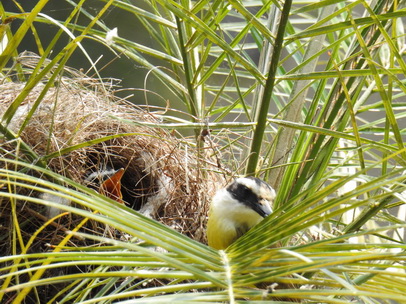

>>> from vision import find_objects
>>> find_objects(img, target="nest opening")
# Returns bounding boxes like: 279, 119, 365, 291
80, 142, 159, 211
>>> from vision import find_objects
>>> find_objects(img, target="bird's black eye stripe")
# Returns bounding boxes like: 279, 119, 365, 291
227, 181, 259, 208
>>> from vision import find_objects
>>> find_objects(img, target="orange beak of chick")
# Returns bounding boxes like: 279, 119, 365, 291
99, 168, 125, 204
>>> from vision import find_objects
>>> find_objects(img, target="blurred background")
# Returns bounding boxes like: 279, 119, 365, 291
2, 0, 179, 109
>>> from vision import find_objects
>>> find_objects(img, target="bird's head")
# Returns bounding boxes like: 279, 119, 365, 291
225, 176, 275, 218
207, 176, 276, 249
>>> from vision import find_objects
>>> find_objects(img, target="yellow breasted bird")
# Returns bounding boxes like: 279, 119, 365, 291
207, 176, 275, 250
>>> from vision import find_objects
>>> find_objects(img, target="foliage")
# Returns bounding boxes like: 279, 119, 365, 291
1, 0, 406, 303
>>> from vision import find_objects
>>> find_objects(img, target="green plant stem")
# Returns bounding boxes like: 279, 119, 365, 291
0, 0, 49, 70
245, 0, 293, 176
175, 16, 198, 120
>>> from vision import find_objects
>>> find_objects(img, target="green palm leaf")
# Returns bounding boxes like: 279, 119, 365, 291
1, 0, 406, 302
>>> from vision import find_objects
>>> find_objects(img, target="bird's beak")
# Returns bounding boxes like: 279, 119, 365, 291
254, 200, 273, 218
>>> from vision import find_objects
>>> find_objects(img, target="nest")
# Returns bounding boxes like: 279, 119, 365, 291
0, 60, 223, 257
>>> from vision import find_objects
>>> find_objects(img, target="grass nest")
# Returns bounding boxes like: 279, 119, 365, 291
0, 57, 224, 261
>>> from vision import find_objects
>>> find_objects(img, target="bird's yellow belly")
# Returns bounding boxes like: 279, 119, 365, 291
207, 216, 253, 250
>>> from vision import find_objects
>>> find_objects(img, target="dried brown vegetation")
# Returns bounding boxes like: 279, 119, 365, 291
0, 57, 223, 262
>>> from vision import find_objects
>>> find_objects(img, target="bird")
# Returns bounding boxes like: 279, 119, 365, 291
44, 167, 126, 219
98, 168, 125, 204
85, 167, 125, 204
207, 176, 276, 250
